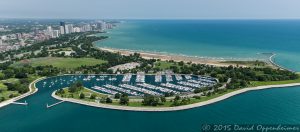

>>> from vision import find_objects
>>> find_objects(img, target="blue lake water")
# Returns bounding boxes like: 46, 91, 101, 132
96, 20, 300, 71
1, 75, 300, 132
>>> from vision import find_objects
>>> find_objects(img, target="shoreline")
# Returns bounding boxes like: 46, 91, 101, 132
52, 82, 300, 112
0, 77, 44, 108
97, 47, 275, 68
98, 47, 245, 67
269, 53, 294, 72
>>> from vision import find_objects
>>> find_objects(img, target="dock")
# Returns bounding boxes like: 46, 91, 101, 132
46, 100, 65, 108
12, 101, 28, 105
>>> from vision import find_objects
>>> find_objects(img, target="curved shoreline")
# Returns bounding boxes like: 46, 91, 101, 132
52, 83, 300, 112
97, 47, 258, 67
269, 53, 294, 72
0, 77, 45, 108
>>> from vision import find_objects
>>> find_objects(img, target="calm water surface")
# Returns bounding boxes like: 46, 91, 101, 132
0, 75, 300, 132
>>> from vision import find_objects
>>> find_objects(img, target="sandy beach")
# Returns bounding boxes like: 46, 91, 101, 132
98, 47, 243, 67
52, 83, 300, 112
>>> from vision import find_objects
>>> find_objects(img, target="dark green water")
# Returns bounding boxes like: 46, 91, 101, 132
0, 75, 300, 132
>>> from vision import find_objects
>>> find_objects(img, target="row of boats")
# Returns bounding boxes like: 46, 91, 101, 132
161, 83, 194, 92
42, 74, 218, 97
137, 83, 179, 94
136, 72, 145, 83
119, 84, 163, 96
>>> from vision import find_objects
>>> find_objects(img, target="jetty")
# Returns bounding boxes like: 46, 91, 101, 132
12, 101, 28, 106
46, 100, 65, 108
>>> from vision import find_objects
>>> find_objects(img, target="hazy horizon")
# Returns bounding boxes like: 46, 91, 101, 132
1, 0, 300, 19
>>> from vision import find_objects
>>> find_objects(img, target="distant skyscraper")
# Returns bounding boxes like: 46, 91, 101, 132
0, 39, 3, 45
73, 27, 81, 33
52, 30, 59, 38
60, 21, 66, 34
60, 26, 65, 34
65, 24, 73, 34
60, 22, 65, 27
81, 24, 91, 32
97, 21, 106, 31
16, 33, 22, 40
47, 26, 53, 37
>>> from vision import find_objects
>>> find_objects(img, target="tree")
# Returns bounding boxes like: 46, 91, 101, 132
69, 81, 83, 93
15, 72, 28, 78
114, 93, 121, 99
119, 94, 129, 105
3, 69, 14, 78
0, 97, 5, 102
90, 93, 97, 99
174, 95, 181, 101
79, 93, 85, 99
106, 98, 112, 103
0, 73, 5, 80
142, 95, 161, 106
160, 96, 166, 103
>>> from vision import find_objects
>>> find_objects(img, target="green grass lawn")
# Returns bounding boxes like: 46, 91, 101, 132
221, 60, 271, 68
57, 87, 108, 102
12, 57, 107, 69
249, 77, 300, 87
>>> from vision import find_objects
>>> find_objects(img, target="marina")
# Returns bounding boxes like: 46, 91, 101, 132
38, 74, 217, 98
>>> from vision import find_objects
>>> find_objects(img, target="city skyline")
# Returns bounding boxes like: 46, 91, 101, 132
1, 0, 300, 19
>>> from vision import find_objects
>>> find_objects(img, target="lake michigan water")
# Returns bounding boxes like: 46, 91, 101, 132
96, 20, 300, 71
1, 20, 300, 132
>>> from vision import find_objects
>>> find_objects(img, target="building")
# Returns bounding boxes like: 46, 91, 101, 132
0, 39, 2, 45
52, 30, 59, 38
73, 27, 81, 33
16, 33, 22, 40
81, 24, 92, 32
60, 26, 65, 34
1, 36, 7, 40
106, 23, 113, 29
65, 24, 73, 34
47, 26, 53, 37
97, 21, 106, 31
60, 22, 66, 34
19, 39, 25, 46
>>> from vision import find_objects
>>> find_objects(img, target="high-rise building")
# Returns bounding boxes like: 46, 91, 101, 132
16, 33, 22, 40
0, 39, 3, 45
73, 27, 81, 33
60, 26, 65, 34
47, 26, 53, 37
60, 22, 66, 34
97, 21, 106, 31
65, 24, 73, 34
81, 24, 91, 32
52, 30, 59, 38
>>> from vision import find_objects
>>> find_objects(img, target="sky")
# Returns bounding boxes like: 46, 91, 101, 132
1, 0, 300, 19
